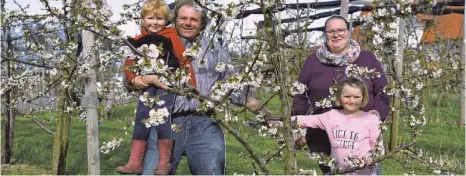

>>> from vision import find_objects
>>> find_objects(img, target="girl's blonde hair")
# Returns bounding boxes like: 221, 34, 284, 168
141, 0, 169, 19
335, 76, 369, 108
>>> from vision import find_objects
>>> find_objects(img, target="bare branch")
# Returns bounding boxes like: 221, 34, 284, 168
1, 54, 57, 69
1, 102, 54, 135
214, 113, 270, 174
334, 142, 414, 174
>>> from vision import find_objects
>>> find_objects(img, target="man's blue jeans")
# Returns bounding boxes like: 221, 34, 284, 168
171, 115, 226, 175
142, 115, 225, 175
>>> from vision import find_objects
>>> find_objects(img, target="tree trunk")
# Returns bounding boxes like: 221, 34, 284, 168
51, 0, 82, 173
461, 8, 465, 125
262, 5, 296, 174
1, 0, 15, 163
2, 66, 14, 165
52, 84, 72, 175
435, 92, 445, 107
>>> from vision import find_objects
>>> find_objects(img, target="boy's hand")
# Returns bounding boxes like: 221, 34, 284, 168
141, 75, 169, 90
132, 76, 149, 89
140, 75, 151, 85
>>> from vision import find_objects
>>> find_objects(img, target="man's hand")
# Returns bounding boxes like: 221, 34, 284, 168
368, 110, 380, 119
132, 76, 149, 89
267, 120, 283, 127
294, 134, 307, 149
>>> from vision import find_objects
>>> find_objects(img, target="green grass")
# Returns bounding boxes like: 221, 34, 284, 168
1, 92, 464, 175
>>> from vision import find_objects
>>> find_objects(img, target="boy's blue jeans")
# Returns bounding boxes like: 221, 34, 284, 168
142, 115, 226, 175
133, 86, 175, 140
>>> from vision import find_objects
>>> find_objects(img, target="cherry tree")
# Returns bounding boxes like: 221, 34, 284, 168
1, 0, 463, 175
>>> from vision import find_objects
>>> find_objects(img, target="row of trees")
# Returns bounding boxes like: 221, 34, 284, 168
1, 0, 464, 174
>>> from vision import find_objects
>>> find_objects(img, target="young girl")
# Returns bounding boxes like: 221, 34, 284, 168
118, 0, 196, 175
292, 76, 382, 175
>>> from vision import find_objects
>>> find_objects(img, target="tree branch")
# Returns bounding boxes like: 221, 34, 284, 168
214, 113, 270, 174
334, 142, 414, 174
1, 102, 54, 135
1, 54, 57, 69
265, 146, 285, 164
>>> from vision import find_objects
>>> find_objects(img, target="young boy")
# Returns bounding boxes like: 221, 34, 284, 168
117, 0, 196, 174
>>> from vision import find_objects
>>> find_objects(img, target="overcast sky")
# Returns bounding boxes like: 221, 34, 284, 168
5, 0, 372, 37
5, 0, 146, 37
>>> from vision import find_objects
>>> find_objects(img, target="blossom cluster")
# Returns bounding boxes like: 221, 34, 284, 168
298, 169, 317, 175
307, 152, 337, 170
100, 138, 123, 154
290, 82, 307, 96
135, 44, 168, 75
183, 42, 201, 60
345, 64, 381, 79
258, 124, 279, 137
143, 108, 170, 128
343, 154, 366, 168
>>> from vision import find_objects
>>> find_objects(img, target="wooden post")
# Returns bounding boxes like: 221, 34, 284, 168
390, 18, 404, 151
461, 1, 465, 126
82, 0, 101, 174
340, 0, 349, 18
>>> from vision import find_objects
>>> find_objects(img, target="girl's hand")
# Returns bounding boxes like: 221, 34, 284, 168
363, 156, 374, 167
132, 76, 149, 89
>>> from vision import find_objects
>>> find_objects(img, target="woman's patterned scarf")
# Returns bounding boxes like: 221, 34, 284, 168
316, 39, 361, 66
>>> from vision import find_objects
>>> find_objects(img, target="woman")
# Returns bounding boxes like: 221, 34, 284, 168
292, 15, 390, 174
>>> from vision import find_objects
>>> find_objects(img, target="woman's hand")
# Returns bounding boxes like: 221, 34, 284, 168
368, 110, 380, 119
131, 76, 149, 90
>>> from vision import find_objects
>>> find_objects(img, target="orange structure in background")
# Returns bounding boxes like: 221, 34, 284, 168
351, 2, 464, 44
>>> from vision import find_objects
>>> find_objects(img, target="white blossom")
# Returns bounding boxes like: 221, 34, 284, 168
431, 69, 442, 78
183, 42, 201, 58
145, 108, 170, 127
215, 62, 227, 72
415, 82, 423, 91
100, 138, 123, 154
290, 82, 306, 96
49, 68, 58, 76
156, 100, 165, 106
344, 154, 366, 168
139, 92, 149, 102
298, 169, 317, 176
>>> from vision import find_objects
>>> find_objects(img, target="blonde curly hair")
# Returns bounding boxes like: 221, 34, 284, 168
141, 0, 169, 20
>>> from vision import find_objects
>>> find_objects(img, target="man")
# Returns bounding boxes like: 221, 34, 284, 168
133, 0, 269, 175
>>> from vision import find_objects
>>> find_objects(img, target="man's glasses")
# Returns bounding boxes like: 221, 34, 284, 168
325, 28, 347, 36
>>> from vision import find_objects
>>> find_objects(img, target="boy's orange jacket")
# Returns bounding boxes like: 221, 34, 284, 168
124, 27, 197, 87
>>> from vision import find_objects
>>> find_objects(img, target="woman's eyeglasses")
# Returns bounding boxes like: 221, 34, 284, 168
325, 28, 347, 36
